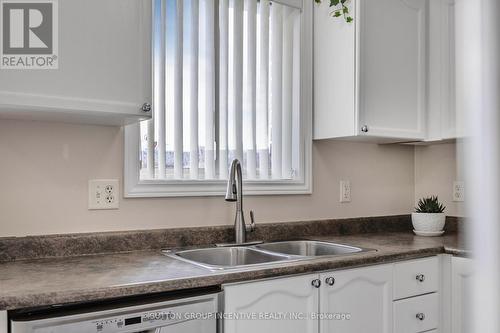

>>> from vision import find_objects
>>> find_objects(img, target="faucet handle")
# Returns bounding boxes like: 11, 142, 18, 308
248, 210, 256, 232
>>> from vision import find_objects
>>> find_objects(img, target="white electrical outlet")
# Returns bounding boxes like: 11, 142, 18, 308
89, 179, 119, 210
452, 181, 465, 202
340, 180, 351, 203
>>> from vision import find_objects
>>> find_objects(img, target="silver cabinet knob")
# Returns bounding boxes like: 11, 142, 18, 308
142, 102, 152, 113
416, 313, 425, 321
361, 125, 369, 133
311, 279, 321, 288
325, 277, 335, 286
416, 274, 425, 282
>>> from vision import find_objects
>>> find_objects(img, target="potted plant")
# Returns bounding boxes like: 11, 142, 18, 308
412, 196, 446, 236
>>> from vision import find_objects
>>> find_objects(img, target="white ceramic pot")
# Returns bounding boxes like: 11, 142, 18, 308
411, 213, 446, 232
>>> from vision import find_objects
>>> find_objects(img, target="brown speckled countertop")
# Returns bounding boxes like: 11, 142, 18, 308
0, 231, 468, 311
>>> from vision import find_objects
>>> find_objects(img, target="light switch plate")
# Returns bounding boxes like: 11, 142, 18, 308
340, 180, 351, 203
88, 179, 119, 210
452, 181, 465, 202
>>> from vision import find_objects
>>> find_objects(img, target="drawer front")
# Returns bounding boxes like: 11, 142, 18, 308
394, 256, 439, 299
394, 293, 439, 333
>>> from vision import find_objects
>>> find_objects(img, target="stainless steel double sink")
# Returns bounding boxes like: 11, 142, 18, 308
163, 240, 373, 271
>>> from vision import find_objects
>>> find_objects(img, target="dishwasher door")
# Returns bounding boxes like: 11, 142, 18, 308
11, 292, 220, 333
157, 318, 215, 333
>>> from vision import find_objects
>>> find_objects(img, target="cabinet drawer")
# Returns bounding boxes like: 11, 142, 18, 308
394, 256, 439, 299
394, 293, 439, 333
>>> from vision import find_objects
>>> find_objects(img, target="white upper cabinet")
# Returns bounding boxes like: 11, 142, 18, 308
314, 0, 357, 140
314, 0, 458, 142
358, 0, 427, 141
319, 264, 393, 333
0, 0, 152, 125
427, 0, 459, 141
314, 0, 428, 142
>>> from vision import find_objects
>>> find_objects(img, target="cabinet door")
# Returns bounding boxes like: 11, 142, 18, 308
158, 319, 216, 333
313, 0, 356, 140
451, 257, 473, 333
427, 0, 456, 141
358, 0, 427, 140
0, 311, 6, 333
393, 293, 439, 333
393, 256, 440, 299
0, 0, 151, 125
320, 264, 393, 333
223, 274, 319, 333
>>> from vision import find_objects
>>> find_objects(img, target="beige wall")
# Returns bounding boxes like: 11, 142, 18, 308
414, 142, 465, 217
0, 119, 417, 237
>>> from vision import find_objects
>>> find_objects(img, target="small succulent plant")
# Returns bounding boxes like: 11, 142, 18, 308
415, 196, 446, 213
314, 0, 353, 23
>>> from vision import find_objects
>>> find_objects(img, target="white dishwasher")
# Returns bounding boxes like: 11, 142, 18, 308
10, 291, 221, 333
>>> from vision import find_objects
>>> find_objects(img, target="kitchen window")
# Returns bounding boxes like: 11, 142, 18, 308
124, 0, 312, 197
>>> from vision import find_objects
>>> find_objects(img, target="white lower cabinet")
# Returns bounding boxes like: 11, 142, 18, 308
393, 293, 439, 333
393, 257, 439, 299
223, 265, 393, 333
222, 256, 468, 333
451, 257, 473, 333
393, 256, 441, 333
0, 311, 6, 333
223, 274, 319, 333
319, 265, 393, 333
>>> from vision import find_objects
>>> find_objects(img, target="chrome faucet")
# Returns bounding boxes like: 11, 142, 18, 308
225, 159, 255, 244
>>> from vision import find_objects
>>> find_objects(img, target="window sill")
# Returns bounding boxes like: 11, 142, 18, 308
124, 178, 312, 198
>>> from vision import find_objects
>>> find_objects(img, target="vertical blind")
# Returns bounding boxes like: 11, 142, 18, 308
140, 0, 302, 181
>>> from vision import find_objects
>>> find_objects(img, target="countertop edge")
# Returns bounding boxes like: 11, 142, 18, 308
0, 246, 448, 311
444, 247, 472, 258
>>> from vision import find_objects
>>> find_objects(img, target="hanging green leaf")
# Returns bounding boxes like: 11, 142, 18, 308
316, 0, 353, 23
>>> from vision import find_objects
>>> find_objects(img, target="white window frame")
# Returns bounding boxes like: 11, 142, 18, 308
124, 0, 312, 198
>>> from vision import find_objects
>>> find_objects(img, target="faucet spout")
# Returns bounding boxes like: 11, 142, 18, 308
225, 159, 240, 202
225, 159, 251, 244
